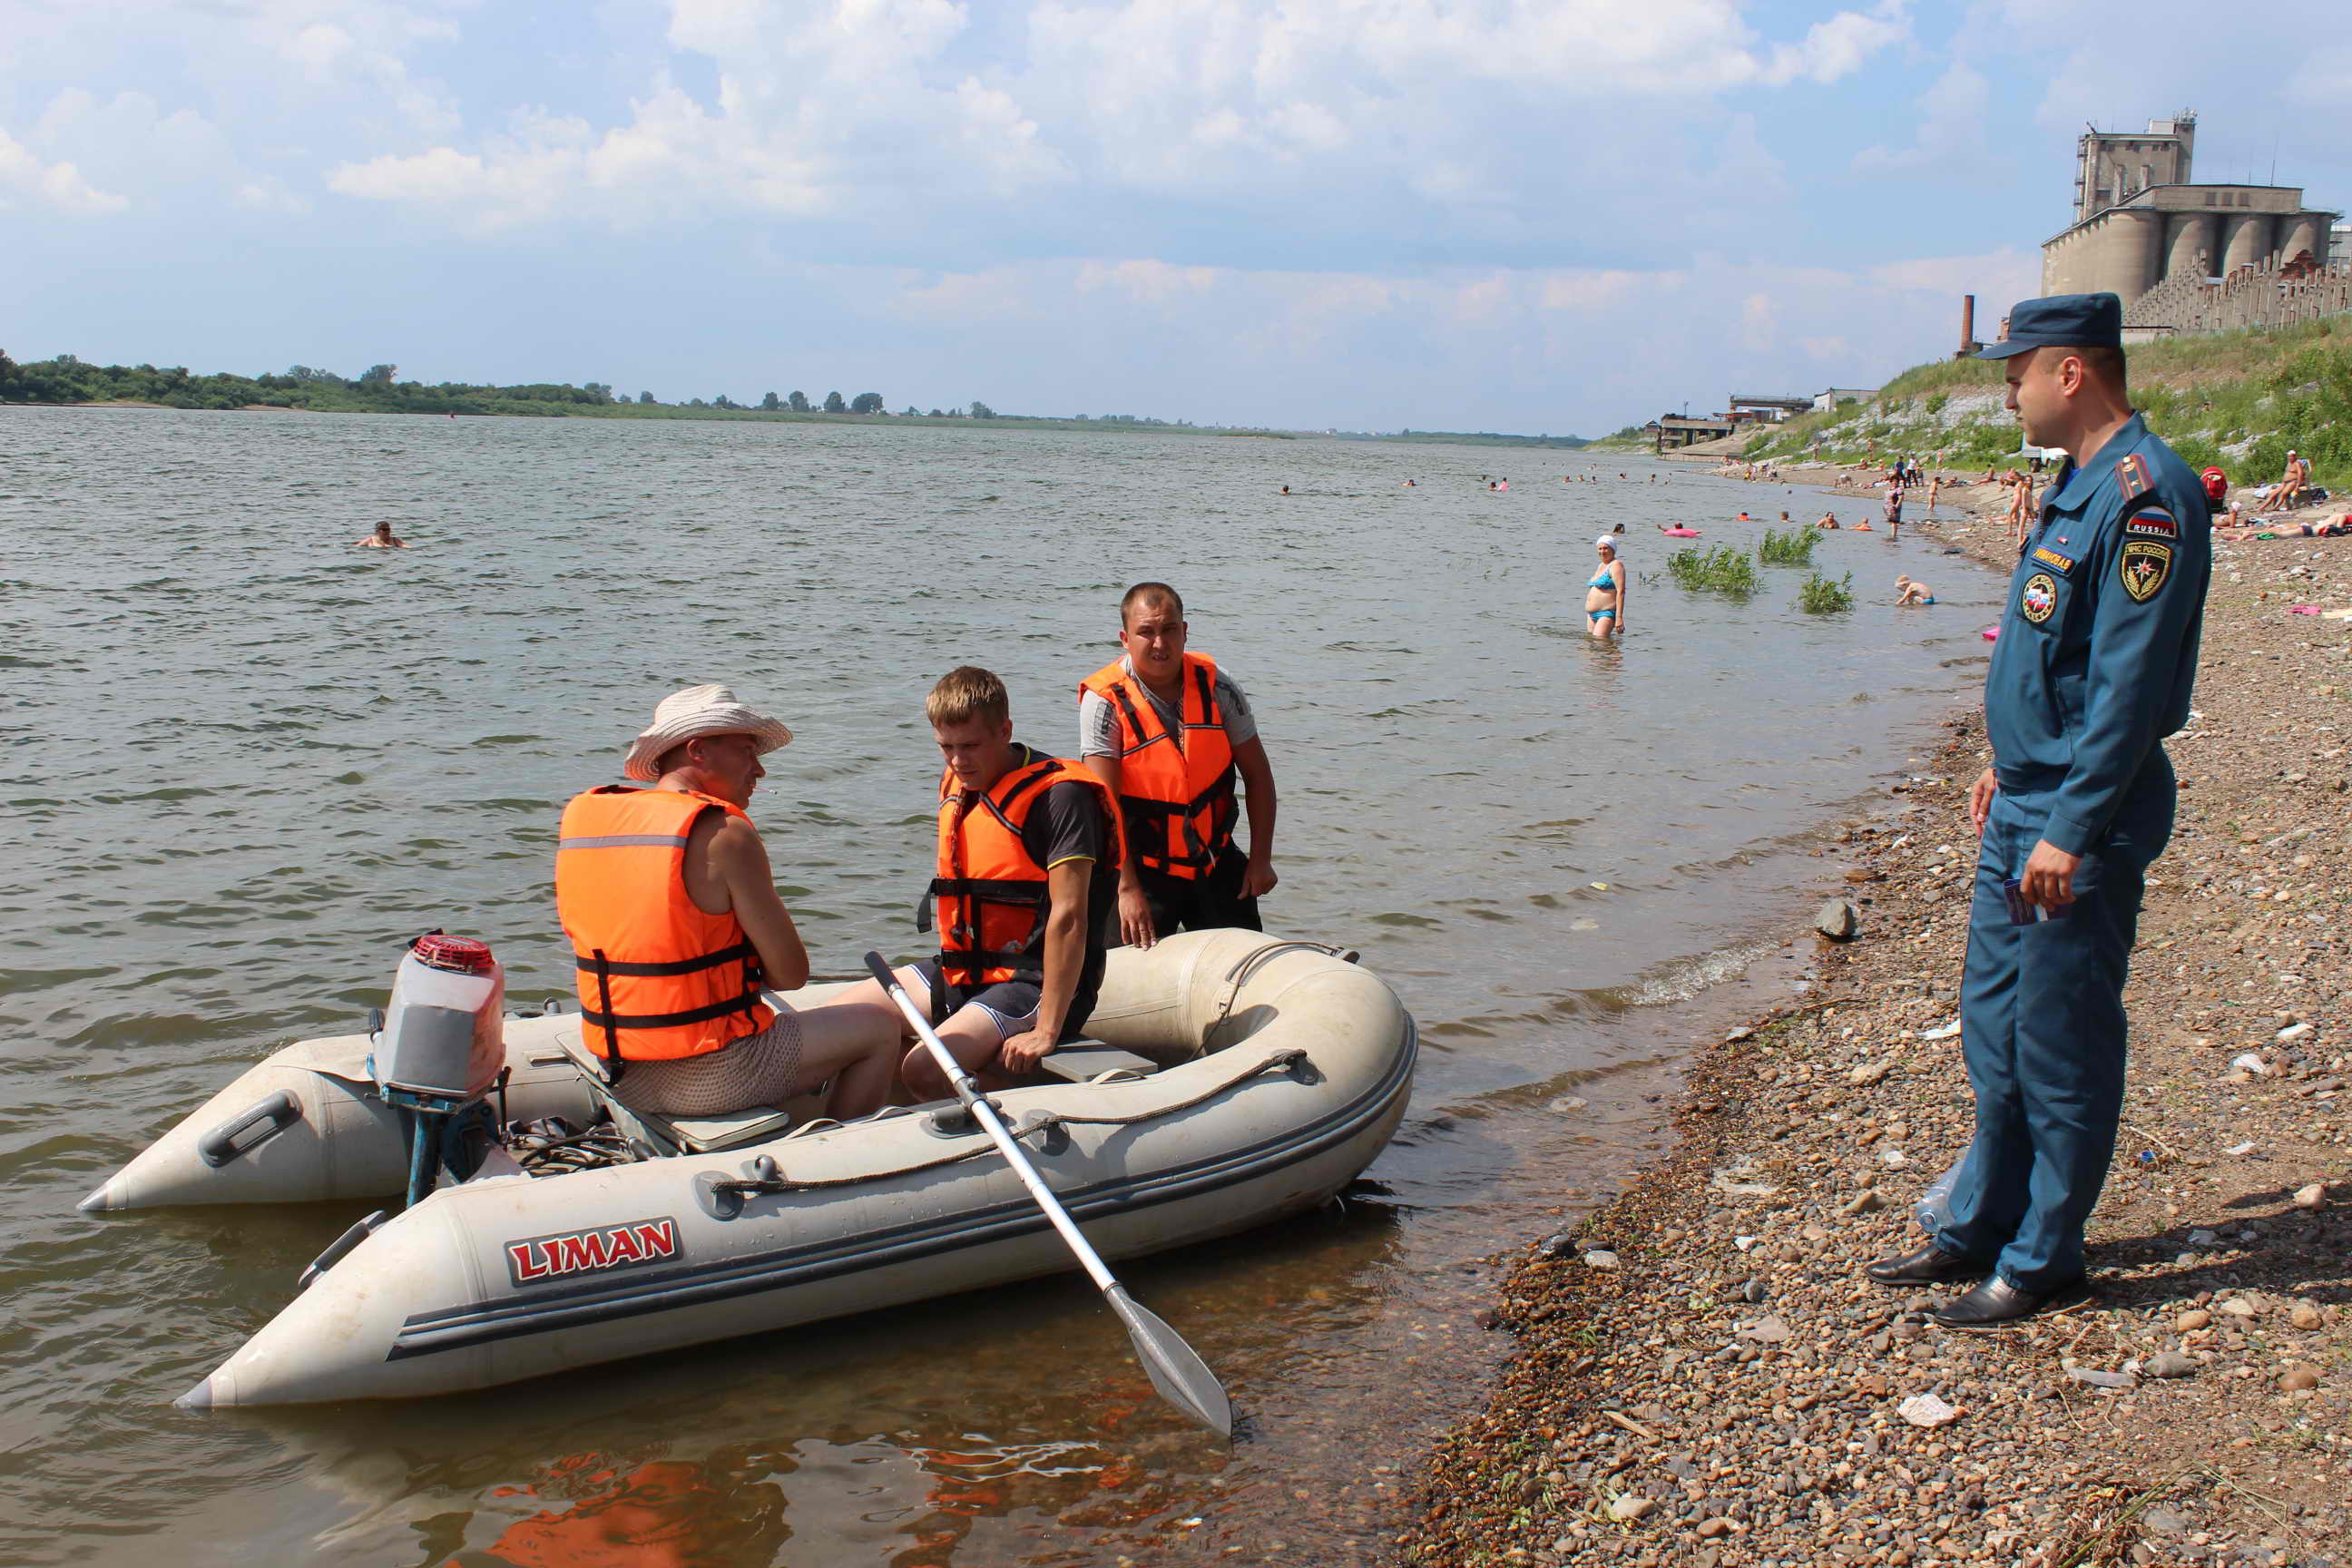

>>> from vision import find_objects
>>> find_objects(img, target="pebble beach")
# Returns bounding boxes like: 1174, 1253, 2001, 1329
1405, 475, 2351, 1568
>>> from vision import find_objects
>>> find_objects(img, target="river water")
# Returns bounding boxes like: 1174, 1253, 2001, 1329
0, 407, 1995, 1566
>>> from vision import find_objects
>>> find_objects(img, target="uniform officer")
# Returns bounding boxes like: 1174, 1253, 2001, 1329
1866, 293, 2211, 1327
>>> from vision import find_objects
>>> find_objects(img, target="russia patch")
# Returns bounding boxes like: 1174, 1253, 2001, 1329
2031, 545, 2078, 574
2125, 510, 2179, 539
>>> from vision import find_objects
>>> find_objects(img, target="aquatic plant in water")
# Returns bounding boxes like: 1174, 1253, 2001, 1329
1797, 572, 1856, 613
1666, 545, 1759, 597
1757, 527, 1819, 565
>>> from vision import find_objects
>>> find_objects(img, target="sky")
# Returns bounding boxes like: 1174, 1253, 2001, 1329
6, 0, 2349, 435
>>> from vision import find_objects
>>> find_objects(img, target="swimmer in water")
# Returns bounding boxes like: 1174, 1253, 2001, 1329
1815, 511, 1838, 530
1584, 535, 1626, 640
354, 521, 410, 549
1280, 485, 1289, 495
1895, 575, 1935, 606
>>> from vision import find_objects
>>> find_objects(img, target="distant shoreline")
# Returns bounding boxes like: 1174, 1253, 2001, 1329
8, 399, 1603, 446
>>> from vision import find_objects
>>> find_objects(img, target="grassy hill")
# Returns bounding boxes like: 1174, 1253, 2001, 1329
1745, 319, 2352, 485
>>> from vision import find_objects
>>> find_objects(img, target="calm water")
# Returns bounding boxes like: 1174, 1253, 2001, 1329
0, 407, 1994, 1565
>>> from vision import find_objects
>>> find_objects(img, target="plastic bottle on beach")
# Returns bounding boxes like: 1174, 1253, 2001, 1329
1914, 1159, 1964, 1234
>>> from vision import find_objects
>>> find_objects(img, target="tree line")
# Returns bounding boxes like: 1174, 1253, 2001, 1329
0, 350, 1008, 425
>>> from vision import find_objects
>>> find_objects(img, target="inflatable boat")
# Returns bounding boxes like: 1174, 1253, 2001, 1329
82, 930, 1415, 1407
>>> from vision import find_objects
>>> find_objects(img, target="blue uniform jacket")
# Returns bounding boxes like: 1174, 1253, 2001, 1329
1984, 413, 2210, 857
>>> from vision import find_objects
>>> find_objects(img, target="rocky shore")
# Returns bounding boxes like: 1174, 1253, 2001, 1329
1405, 481, 2350, 1567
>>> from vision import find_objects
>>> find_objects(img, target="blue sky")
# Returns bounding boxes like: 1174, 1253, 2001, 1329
5, 1, 2347, 433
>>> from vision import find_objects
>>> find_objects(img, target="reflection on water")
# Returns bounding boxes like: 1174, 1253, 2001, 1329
0, 408, 1994, 1565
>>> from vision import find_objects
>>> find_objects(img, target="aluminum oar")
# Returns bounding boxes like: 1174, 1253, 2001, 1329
861, 951, 1232, 1437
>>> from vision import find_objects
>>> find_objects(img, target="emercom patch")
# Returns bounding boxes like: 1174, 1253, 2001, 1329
2031, 545, 2078, 574
2021, 572, 2058, 623
2120, 540, 2173, 603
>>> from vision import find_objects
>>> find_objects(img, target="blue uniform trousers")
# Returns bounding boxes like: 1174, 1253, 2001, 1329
1934, 753, 2174, 1291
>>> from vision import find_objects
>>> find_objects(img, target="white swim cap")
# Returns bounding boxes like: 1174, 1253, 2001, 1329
1595, 534, 1617, 551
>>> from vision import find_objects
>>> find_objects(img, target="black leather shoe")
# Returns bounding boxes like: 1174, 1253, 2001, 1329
1932, 1275, 2087, 1328
1864, 1242, 1985, 1287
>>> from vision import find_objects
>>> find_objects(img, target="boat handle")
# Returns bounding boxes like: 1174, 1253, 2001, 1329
298, 1209, 389, 1290
198, 1092, 302, 1169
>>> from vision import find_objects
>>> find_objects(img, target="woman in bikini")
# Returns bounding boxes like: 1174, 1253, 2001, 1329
1585, 535, 1627, 640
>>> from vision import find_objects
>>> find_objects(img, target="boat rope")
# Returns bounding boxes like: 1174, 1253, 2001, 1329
705, 1046, 1308, 1200
507, 1117, 642, 1176
1211, 940, 1357, 1028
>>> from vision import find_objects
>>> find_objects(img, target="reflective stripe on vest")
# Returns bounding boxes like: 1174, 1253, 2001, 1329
554, 785, 775, 1072
1078, 652, 1236, 880
926, 746, 1121, 1018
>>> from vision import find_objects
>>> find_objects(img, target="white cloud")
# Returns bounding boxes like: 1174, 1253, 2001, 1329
1854, 58, 1987, 170
0, 125, 126, 214
304, 0, 1906, 236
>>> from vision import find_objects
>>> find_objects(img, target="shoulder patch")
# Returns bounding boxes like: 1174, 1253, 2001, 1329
2115, 453, 2154, 501
2120, 539, 2173, 603
2031, 544, 2079, 575
2124, 509, 2178, 540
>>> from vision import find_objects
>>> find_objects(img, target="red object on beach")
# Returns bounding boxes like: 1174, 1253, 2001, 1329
1982, 626, 2000, 641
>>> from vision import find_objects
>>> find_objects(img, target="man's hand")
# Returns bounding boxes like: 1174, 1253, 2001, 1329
2019, 839, 2081, 910
1240, 854, 1279, 900
1117, 882, 1158, 949
997, 1028, 1056, 1074
1969, 769, 1997, 838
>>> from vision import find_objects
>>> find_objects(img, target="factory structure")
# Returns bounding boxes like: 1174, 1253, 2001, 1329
2039, 113, 2350, 338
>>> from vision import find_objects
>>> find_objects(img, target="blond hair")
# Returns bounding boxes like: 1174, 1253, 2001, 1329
926, 665, 1010, 730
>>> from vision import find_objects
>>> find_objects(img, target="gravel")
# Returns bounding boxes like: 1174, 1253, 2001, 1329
1403, 482, 2351, 1568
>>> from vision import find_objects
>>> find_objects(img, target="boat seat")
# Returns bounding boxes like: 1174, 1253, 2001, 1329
1036, 1042, 1163, 1083
550, 1024, 804, 1155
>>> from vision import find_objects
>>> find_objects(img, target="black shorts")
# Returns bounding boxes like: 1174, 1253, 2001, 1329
1136, 847, 1263, 941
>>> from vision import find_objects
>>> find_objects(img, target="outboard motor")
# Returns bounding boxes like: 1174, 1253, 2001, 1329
370, 932, 505, 1208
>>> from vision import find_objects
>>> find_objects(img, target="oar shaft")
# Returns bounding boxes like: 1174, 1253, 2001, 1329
868, 959, 1116, 1292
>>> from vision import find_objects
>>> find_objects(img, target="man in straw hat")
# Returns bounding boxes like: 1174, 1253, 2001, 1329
554, 683, 902, 1121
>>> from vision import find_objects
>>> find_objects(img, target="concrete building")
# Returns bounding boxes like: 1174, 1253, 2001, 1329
1810, 387, 1877, 413
2039, 113, 2342, 333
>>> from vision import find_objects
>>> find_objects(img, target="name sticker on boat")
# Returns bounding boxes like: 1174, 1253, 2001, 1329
506, 1217, 681, 1285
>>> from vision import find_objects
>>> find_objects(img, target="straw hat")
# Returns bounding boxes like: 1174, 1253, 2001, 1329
622, 683, 793, 781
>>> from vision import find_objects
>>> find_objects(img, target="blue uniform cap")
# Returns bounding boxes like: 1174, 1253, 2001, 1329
1975, 293, 2124, 359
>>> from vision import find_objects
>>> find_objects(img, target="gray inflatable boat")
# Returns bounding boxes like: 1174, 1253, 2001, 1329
83, 930, 1414, 1406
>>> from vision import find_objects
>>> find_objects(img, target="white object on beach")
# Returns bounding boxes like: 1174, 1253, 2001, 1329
1921, 1018, 1962, 1041
1897, 1394, 1959, 1428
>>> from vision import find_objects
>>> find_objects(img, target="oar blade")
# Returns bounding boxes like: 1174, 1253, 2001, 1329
1105, 1284, 1232, 1438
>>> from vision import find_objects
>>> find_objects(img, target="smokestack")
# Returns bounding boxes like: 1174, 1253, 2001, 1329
1961, 294, 1976, 351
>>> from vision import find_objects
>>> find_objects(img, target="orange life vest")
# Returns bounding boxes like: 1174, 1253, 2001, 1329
1078, 652, 1236, 880
554, 786, 774, 1074
926, 746, 1121, 1012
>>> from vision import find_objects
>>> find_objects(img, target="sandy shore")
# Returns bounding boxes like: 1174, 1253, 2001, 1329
1405, 481, 2351, 1567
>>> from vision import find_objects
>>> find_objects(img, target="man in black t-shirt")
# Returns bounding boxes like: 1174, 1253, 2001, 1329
839, 666, 1116, 1097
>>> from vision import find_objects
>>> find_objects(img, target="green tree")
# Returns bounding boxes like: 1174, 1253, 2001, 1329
638, 390, 655, 405
969, 399, 995, 418
788, 390, 809, 412
360, 363, 397, 386
901, 405, 920, 416
760, 391, 780, 411
713, 394, 738, 409
850, 391, 883, 414
823, 390, 846, 413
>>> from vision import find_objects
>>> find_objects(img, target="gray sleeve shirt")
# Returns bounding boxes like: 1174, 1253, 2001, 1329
1078, 664, 1259, 759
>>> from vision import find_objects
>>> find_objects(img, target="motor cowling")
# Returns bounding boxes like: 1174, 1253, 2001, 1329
373, 933, 505, 1106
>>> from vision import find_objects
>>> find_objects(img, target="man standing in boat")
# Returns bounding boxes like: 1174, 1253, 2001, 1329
554, 684, 903, 1122
1079, 583, 1279, 948
839, 666, 1121, 1095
